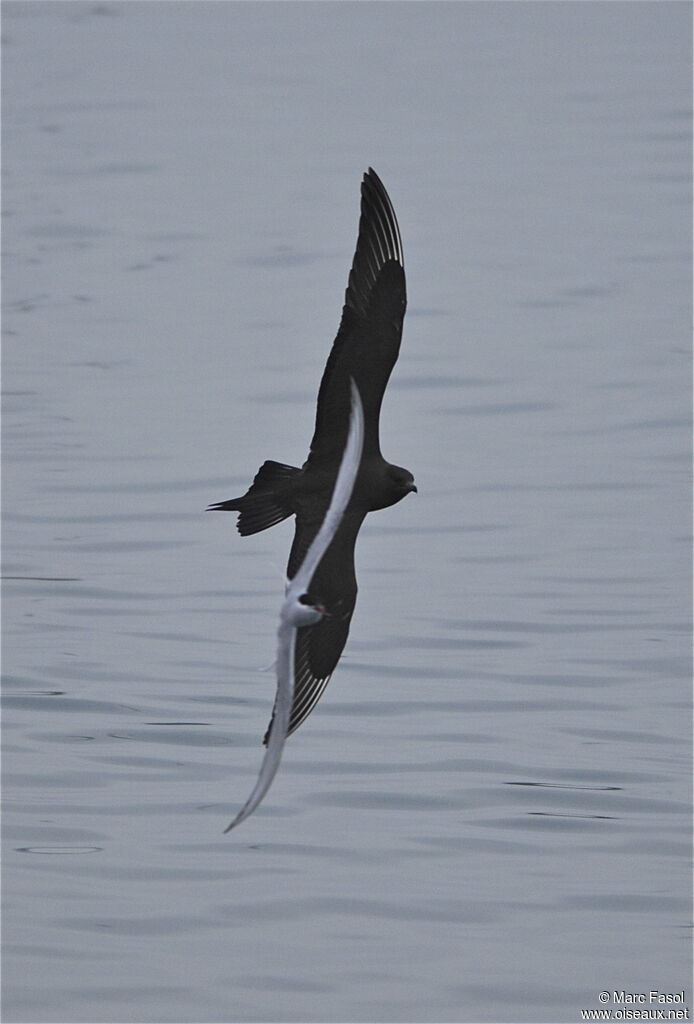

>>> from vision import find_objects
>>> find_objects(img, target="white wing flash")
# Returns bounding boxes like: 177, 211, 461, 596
224, 380, 365, 833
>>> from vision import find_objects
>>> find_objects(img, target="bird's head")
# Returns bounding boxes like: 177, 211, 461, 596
286, 592, 328, 628
387, 464, 417, 503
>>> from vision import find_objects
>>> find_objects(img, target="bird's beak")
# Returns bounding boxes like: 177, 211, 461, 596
408, 484, 418, 494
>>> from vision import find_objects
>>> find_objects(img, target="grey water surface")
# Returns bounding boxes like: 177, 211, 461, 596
2, 3, 691, 1023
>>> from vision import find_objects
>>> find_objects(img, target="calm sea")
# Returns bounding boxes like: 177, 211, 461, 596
2, 3, 691, 1022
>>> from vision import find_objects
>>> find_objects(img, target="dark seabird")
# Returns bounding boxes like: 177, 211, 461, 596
209, 168, 416, 741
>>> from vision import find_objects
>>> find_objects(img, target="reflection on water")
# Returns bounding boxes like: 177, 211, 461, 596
2, 2, 691, 1023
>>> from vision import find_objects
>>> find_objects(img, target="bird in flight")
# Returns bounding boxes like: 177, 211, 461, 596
224, 381, 365, 832
209, 168, 416, 741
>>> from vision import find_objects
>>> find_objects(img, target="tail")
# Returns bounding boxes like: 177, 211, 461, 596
207, 460, 300, 536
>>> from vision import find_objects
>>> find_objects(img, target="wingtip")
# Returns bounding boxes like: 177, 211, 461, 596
345, 167, 403, 317
361, 168, 403, 268
224, 810, 246, 833
362, 166, 387, 193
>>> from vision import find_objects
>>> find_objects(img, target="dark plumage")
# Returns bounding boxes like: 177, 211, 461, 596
209, 168, 416, 741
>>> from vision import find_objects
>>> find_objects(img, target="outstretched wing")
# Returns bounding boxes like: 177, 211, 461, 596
285, 590, 355, 738
290, 380, 364, 596
274, 384, 365, 741
308, 168, 406, 464
224, 625, 296, 833
270, 502, 365, 743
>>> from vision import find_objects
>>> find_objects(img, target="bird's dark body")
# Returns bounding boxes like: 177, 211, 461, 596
210, 169, 415, 740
